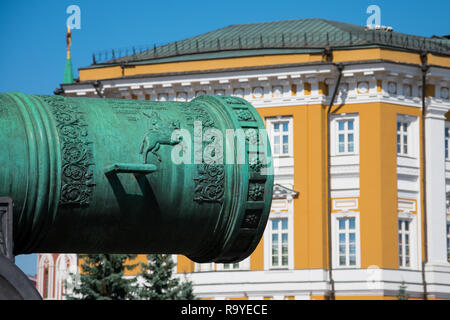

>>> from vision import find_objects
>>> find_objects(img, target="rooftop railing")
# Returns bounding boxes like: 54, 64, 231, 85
91, 30, 450, 65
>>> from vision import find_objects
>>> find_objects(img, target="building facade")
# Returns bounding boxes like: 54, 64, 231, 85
40, 18, 450, 299
36, 254, 77, 300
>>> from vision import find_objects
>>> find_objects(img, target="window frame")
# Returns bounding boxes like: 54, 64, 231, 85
445, 123, 450, 161
397, 120, 409, 156
330, 114, 359, 156
397, 212, 418, 269
266, 117, 293, 158
269, 217, 290, 269
38, 254, 54, 299
447, 217, 450, 262
396, 115, 418, 159
332, 211, 361, 269
264, 199, 294, 270
398, 218, 411, 268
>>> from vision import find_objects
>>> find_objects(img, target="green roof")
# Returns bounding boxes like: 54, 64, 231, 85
90, 18, 450, 67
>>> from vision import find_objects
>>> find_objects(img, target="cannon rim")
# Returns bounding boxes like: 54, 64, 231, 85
185, 95, 274, 264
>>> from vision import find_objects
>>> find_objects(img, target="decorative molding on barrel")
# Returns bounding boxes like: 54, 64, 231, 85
188, 95, 274, 263
193, 164, 225, 203
38, 96, 95, 206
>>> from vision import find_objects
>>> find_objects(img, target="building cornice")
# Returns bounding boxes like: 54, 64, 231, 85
61, 61, 450, 111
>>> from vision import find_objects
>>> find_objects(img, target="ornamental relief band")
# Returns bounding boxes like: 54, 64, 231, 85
180, 101, 225, 204
39, 96, 95, 206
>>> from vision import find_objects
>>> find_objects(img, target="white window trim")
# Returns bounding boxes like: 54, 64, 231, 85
445, 122, 450, 161
396, 115, 419, 159
264, 199, 294, 270
266, 116, 293, 158
398, 212, 418, 270
331, 211, 361, 269
446, 216, 450, 262
268, 216, 289, 269
330, 113, 359, 156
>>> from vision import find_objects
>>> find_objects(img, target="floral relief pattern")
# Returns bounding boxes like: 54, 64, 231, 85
235, 109, 255, 121
176, 101, 226, 204
248, 183, 264, 201
39, 96, 95, 206
193, 164, 225, 203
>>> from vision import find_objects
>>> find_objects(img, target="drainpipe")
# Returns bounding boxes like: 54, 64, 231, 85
420, 51, 429, 300
327, 62, 344, 300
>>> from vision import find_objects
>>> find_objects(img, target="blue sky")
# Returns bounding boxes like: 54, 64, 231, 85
1, 0, 449, 275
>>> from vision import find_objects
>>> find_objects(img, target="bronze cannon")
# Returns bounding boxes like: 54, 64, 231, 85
0, 93, 273, 265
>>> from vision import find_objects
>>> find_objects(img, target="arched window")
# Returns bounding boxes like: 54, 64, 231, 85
43, 263, 49, 299
55, 254, 77, 300
38, 254, 54, 299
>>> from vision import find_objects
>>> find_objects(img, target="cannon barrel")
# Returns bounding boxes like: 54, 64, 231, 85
0, 93, 273, 263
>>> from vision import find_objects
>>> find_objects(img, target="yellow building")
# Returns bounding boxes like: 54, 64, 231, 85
54, 18, 450, 300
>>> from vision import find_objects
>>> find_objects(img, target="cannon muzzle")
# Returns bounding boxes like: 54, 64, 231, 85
0, 93, 273, 263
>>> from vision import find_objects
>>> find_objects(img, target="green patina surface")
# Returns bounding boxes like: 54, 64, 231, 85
0, 93, 273, 263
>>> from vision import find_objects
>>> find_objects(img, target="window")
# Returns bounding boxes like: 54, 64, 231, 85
216, 258, 250, 271
264, 198, 294, 270
337, 119, 355, 154
332, 211, 361, 269
43, 268, 49, 299
223, 263, 240, 270
337, 217, 357, 267
194, 263, 214, 272
272, 121, 289, 155
330, 114, 359, 156
445, 126, 450, 160
397, 209, 418, 269
397, 121, 409, 156
447, 222, 450, 261
398, 219, 411, 268
266, 117, 293, 157
396, 115, 419, 159
270, 218, 289, 268
39, 255, 54, 299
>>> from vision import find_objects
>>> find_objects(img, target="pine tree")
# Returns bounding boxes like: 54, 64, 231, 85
66, 254, 139, 300
137, 254, 196, 300
397, 281, 409, 300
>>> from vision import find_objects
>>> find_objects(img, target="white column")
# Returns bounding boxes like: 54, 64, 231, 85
309, 79, 319, 101
424, 104, 449, 265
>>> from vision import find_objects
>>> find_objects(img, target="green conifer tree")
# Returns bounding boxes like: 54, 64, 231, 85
66, 254, 138, 300
397, 281, 409, 300
137, 254, 196, 300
